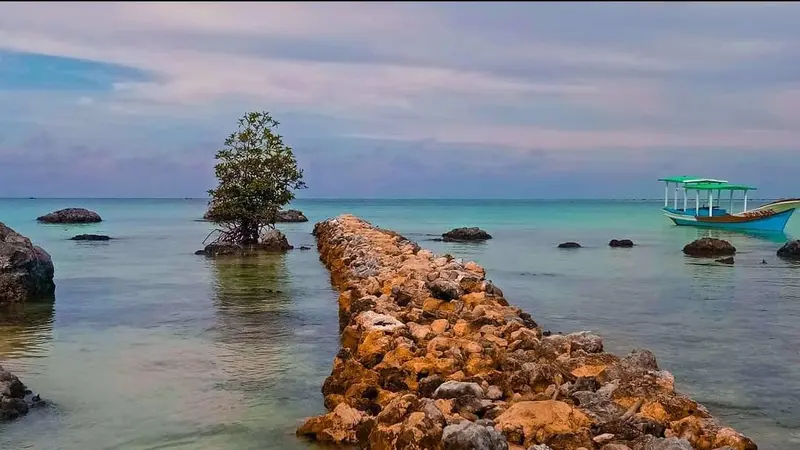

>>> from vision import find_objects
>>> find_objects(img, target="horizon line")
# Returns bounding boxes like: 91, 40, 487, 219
0, 196, 781, 201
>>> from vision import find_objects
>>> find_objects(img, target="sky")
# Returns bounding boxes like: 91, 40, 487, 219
0, 2, 799, 199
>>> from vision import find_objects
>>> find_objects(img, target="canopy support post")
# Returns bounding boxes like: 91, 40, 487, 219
695, 191, 699, 216
709, 191, 713, 217
683, 188, 688, 211
744, 191, 748, 212
664, 183, 669, 208
674, 185, 678, 209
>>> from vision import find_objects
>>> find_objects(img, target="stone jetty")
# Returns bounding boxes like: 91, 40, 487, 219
298, 214, 756, 450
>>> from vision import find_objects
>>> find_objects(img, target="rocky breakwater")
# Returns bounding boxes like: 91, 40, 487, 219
297, 214, 756, 450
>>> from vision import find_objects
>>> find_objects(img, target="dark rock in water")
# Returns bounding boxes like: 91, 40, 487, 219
0, 365, 44, 421
199, 229, 293, 257
558, 242, 581, 248
682, 237, 736, 257
716, 256, 735, 264
259, 229, 293, 251
299, 245, 312, 250
442, 227, 492, 242
276, 209, 309, 223
0, 222, 55, 305
37, 208, 101, 224
70, 234, 111, 241
609, 239, 634, 248
777, 240, 800, 260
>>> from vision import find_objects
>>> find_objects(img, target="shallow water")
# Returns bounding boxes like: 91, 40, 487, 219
0, 198, 798, 449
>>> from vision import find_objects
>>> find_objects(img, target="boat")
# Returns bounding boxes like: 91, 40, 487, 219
658, 176, 800, 232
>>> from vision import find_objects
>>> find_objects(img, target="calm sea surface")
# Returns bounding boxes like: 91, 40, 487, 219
0, 198, 798, 450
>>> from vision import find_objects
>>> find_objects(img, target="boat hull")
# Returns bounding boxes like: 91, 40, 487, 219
663, 199, 800, 232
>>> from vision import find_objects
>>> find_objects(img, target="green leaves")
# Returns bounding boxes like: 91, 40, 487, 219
206, 111, 306, 244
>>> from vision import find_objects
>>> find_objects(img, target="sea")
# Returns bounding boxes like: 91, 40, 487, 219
0, 198, 798, 450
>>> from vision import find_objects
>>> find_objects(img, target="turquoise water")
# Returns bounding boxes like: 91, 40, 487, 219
0, 198, 798, 450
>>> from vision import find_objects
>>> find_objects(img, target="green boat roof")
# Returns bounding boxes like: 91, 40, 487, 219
658, 175, 728, 184
685, 182, 757, 191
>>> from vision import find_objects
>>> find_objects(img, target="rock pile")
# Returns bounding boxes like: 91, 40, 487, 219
0, 365, 44, 420
297, 214, 756, 450
36, 208, 101, 224
197, 229, 293, 256
0, 222, 55, 305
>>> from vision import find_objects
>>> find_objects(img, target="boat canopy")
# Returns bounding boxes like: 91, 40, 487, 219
659, 176, 758, 216
657, 176, 728, 184
684, 182, 757, 191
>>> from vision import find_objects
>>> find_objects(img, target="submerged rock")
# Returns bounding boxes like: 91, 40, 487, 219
609, 239, 634, 248
276, 209, 309, 223
0, 222, 55, 305
70, 234, 111, 241
777, 240, 800, 260
37, 208, 101, 223
0, 365, 44, 421
715, 257, 735, 264
442, 227, 492, 242
558, 242, 582, 249
683, 238, 736, 257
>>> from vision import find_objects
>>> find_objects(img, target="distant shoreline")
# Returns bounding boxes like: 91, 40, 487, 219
0, 197, 782, 202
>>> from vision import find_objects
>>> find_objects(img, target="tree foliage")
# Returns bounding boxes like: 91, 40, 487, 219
206, 111, 306, 245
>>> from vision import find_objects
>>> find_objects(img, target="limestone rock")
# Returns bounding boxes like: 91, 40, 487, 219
682, 238, 736, 258
0, 222, 55, 305
37, 207, 101, 223
494, 400, 592, 447
434, 381, 485, 400
442, 420, 509, 450
296, 403, 366, 444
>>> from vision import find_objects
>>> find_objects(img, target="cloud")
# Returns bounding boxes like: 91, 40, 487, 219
1, 2, 799, 197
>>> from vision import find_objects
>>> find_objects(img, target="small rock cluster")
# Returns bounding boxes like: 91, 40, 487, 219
0, 365, 43, 420
196, 229, 293, 256
70, 234, 111, 241
297, 214, 756, 450
36, 208, 102, 224
0, 222, 55, 305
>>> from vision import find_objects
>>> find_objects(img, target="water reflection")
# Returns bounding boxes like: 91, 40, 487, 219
210, 253, 297, 393
692, 228, 790, 244
0, 301, 54, 360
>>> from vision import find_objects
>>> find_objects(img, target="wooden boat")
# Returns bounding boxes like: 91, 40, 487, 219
659, 176, 800, 232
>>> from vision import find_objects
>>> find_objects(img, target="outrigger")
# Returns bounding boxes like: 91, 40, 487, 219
659, 176, 800, 232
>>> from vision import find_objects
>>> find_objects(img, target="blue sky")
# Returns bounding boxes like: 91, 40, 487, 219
1, 2, 799, 198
